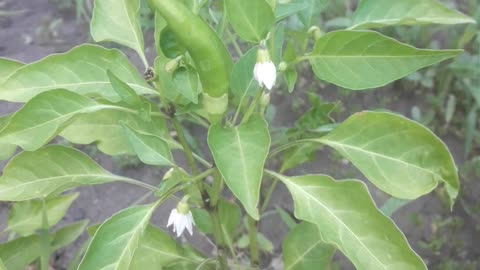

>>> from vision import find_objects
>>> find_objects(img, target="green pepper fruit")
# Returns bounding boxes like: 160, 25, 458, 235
150, 0, 233, 100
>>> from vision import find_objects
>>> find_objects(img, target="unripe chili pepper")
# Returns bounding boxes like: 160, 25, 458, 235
149, 0, 232, 99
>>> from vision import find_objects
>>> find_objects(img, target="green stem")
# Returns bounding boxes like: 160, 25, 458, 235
241, 90, 263, 125
117, 176, 159, 191
210, 210, 229, 270
260, 179, 279, 214
40, 199, 50, 270
231, 79, 255, 126
171, 117, 200, 176
269, 139, 310, 158
227, 29, 243, 56
247, 215, 259, 267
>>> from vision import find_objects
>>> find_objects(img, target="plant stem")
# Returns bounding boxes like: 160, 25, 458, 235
241, 90, 263, 124
247, 215, 259, 267
117, 176, 159, 191
40, 199, 50, 270
210, 210, 229, 270
171, 117, 200, 176
260, 179, 278, 214
227, 29, 243, 56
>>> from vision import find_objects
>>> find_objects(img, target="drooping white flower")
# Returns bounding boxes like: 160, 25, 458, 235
167, 199, 195, 237
254, 42, 277, 90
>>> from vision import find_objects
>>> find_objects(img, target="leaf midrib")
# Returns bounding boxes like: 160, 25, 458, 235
110, 207, 154, 270
3, 81, 154, 94
285, 238, 324, 270
292, 184, 387, 269
0, 173, 116, 196
232, 128, 252, 206
318, 139, 443, 180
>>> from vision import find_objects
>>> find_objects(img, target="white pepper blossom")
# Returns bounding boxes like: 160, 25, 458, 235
253, 42, 276, 90
167, 198, 195, 237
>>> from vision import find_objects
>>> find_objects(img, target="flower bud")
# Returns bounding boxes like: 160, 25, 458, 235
278, 61, 288, 72
308, 26, 323, 41
260, 92, 271, 107
164, 55, 183, 73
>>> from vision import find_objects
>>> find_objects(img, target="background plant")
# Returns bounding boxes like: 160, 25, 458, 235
0, 0, 477, 269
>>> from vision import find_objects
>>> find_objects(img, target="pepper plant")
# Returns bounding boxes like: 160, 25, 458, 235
0, 0, 475, 269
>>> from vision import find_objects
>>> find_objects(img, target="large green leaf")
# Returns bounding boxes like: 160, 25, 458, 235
275, 0, 309, 21
230, 46, 259, 100
283, 222, 335, 270
225, 0, 275, 42
218, 199, 241, 247
312, 111, 459, 206
130, 225, 204, 269
0, 44, 156, 102
78, 204, 157, 270
271, 172, 427, 270
0, 257, 6, 270
298, 0, 329, 28
90, 0, 147, 66
50, 220, 89, 251
0, 89, 106, 151
7, 193, 78, 236
0, 145, 124, 201
0, 114, 16, 161
208, 116, 271, 220
0, 58, 23, 83
121, 123, 174, 166
60, 107, 168, 156
351, 0, 475, 30
0, 235, 41, 270
307, 30, 461, 90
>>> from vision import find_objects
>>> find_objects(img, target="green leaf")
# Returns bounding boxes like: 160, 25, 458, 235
191, 208, 213, 234
225, 0, 275, 42
271, 172, 427, 270
298, 0, 328, 28
285, 69, 298, 93
0, 89, 104, 151
107, 70, 143, 107
153, 56, 195, 104
121, 123, 174, 166
380, 198, 411, 217
258, 233, 274, 253
283, 222, 335, 270
275, 0, 309, 21
0, 58, 23, 83
313, 111, 459, 206
0, 235, 41, 270
0, 257, 6, 270
159, 27, 187, 59
172, 66, 200, 104
0, 145, 123, 201
0, 114, 16, 161
0, 44, 156, 102
79, 204, 157, 270
230, 46, 259, 100
7, 193, 79, 236
218, 199, 241, 241
60, 107, 168, 156
280, 143, 319, 173
208, 115, 271, 219
154, 13, 168, 56
275, 206, 297, 229
351, 0, 475, 30
130, 225, 204, 269
307, 30, 462, 90
50, 220, 89, 251
90, 0, 147, 66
